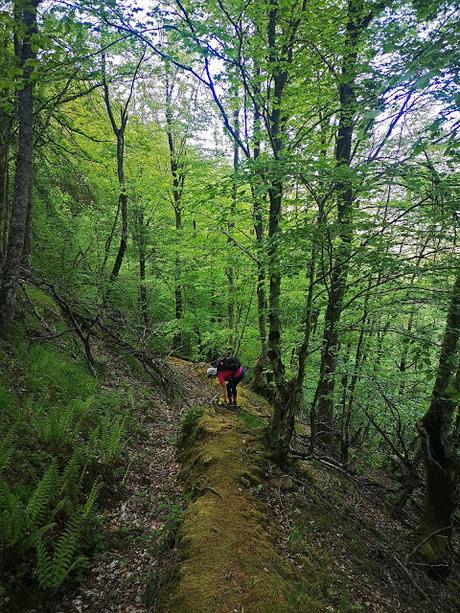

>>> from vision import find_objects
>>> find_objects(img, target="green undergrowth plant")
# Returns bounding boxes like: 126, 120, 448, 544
238, 409, 265, 431
0, 316, 135, 600
177, 405, 205, 448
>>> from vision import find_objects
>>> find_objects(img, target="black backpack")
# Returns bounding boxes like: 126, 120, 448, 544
216, 356, 241, 373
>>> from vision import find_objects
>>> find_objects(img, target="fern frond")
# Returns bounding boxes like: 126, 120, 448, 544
0, 480, 27, 549
0, 434, 14, 475
82, 481, 100, 519
26, 463, 59, 527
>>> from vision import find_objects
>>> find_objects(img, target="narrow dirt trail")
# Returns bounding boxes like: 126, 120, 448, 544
49, 359, 215, 613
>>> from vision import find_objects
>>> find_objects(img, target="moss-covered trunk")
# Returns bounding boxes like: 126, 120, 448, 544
417, 267, 460, 571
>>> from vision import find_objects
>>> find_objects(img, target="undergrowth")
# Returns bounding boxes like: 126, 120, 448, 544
0, 302, 133, 602
177, 405, 205, 448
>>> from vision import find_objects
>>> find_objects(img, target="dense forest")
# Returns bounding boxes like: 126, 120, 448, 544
1, 0, 459, 611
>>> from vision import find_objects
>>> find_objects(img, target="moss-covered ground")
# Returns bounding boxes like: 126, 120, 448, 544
158, 395, 297, 613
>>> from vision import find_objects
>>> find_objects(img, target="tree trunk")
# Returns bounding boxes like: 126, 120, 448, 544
22, 165, 34, 266
226, 106, 239, 348
340, 280, 371, 463
0, 113, 12, 264
100, 45, 143, 282
313, 0, 371, 444
249, 69, 270, 396
134, 207, 149, 332
174, 207, 183, 323
417, 267, 460, 572
165, 67, 186, 351
0, 0, 40, 333
265, 2, 294, 463
110, 132, 128, 280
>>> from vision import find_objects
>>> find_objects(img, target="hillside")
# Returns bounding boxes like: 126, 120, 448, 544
2, 293, 459, 612
1, 1, 460, 611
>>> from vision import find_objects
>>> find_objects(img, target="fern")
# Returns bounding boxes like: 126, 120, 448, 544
0, 434, 14, 475
26, 464, 59, 527
82, 481, 100, 519
35, 512, 82, 589
60, 449, 83, 500
0, 480, 27, 549
33, 480, 100, 589
93, 414, 127, 463
31, 404, 79, 450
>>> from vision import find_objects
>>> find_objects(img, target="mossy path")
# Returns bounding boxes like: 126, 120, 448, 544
157, 385, 297, 613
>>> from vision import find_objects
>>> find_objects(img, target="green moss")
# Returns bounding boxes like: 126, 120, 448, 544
177, 405, 206, 448
159, 409, 295, 613
238, 409, 265, 431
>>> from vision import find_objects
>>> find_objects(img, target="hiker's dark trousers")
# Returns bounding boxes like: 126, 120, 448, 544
226, 375, 243, 400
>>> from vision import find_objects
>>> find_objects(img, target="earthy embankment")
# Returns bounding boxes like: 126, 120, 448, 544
158, 390, 296, 613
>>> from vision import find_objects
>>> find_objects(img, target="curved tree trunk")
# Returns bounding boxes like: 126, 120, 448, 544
101, 47, 144, 281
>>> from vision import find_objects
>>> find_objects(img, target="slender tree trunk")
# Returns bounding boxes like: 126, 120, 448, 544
174, 207, 183, 323
249, 69, 270, 396
0, 0, 40, 333
341, 280, 371, 463
109, 131, 128, 280
398, 310, 414, 394
417, 267, 460, 571
101, 46, 144, 281
313, 0, 371, 444
398, 238, 430, 393
226, 106, 239, 347
165, 67, 186, 350
134, 207, 149, 332
22, 164, 33, 266
0, 114, 12, 264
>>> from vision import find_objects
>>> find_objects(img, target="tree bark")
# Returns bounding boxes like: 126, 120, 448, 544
0, 112, 12, 264
165, 66, 186, 350
265, 1, 296, 463
133, 207, 149, 332
101, 47, 144, 281
226, 105, 239, 348
249, 68, 270, 396
417, 266, 460, 572
0, 0, 40, 333
313, 0, 372, 444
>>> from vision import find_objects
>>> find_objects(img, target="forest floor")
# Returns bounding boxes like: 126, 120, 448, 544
41, 359, 460, 613
43, 358, 215, 613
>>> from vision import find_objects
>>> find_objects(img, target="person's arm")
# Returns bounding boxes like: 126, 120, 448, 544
217, 371, 227, 403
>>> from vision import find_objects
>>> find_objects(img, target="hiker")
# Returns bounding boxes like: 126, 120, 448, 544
208, 355, 245, 407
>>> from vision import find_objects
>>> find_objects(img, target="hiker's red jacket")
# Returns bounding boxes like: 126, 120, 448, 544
217, 366, 244, 384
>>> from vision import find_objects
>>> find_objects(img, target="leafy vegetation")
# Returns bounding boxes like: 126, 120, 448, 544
0, 308, 130, 597
0, 0, 459, 607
